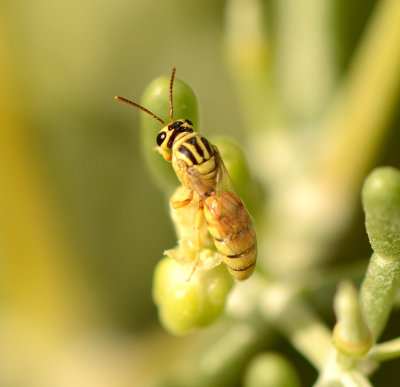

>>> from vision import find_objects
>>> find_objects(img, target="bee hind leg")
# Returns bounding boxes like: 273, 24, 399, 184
186, 198, 204, 281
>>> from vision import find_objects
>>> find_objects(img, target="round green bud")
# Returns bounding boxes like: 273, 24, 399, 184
139, 73, 198, 195
153, 256, 234, 336
243, 352, 301, 387
362, 166, 400, 257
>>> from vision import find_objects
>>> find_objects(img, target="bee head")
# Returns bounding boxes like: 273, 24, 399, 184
156, 119, 194, 149
115, 68, 195, 152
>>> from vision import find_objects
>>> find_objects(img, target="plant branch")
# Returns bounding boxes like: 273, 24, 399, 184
315, 0, 400, 192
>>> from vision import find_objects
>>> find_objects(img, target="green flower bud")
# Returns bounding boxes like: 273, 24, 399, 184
333, 282, 372, 358
243, 352, 301, 387
362, 166, 400, 257
139, 72, 198, 194
212, 136, 264, 216
153, 255, 234, 336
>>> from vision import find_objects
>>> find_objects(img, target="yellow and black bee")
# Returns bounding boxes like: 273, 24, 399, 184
115, 68, 257, 280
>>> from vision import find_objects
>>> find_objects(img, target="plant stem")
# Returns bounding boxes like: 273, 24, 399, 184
260, 284, 332, 370
275, 0, 336, 123
359, 253, 400, 341
360, 167, 400, 341
368, 337, 400, 362
224, 0, 273, 131
315, 0, 400, 193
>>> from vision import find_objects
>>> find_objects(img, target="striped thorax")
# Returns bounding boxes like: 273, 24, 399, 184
155, 119, 218, 197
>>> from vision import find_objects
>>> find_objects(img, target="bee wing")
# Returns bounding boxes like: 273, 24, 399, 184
185, 144, 241, 201
187, 145, 254, 240
212, 145, 241, 195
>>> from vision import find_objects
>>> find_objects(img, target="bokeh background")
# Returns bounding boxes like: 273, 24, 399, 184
1, 0, 400, 386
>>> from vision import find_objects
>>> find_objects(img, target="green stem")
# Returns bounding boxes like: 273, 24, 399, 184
224, 0, 273, 131
275, 0, 336, 123
360, 167, 400, 341
333, 282, 372, 358
368, 337, 400, 362
315, 0, 400, 192
259, 284, 332, 370
360, 253, 400, 341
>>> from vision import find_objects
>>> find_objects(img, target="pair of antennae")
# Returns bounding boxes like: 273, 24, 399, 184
115, 67, 176, 126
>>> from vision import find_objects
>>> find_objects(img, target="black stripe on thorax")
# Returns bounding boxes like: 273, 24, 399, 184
178, 145, 198, 165
201, 137, 213, 156
167, 128, 192, 148
186, 136, 204, 158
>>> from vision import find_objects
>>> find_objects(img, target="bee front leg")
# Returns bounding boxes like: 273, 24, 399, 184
187, 198, 204, 281
170, 189, 194, 209
154, 146, 172, 162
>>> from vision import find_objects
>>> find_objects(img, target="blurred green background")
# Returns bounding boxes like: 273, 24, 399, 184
2, 0, 242, 331
1, 0, 400, 386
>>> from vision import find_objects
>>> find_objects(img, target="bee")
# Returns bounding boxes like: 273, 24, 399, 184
115, 68, 257, 280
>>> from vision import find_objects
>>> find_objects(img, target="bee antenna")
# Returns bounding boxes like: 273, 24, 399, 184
169, 67, 176, 123
114, 96, 166, 126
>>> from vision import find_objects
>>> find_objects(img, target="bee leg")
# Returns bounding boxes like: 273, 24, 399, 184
154, 146, 172, 162
187, 199, 204, 281
171, 189, 194, 209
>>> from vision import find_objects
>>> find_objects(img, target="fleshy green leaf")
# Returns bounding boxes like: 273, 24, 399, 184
362, 166, 400, 257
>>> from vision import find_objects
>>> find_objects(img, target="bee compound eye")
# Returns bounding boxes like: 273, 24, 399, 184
156, 131, 167, 146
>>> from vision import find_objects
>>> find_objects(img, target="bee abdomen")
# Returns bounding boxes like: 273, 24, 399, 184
225, 244, 257, 280
204, 191, 257, 281
213, 228, 257, 281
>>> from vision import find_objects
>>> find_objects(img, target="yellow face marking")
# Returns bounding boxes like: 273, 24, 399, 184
163, 130, 175, 146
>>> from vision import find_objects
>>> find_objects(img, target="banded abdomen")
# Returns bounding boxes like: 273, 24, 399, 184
203, 190, 257, 281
